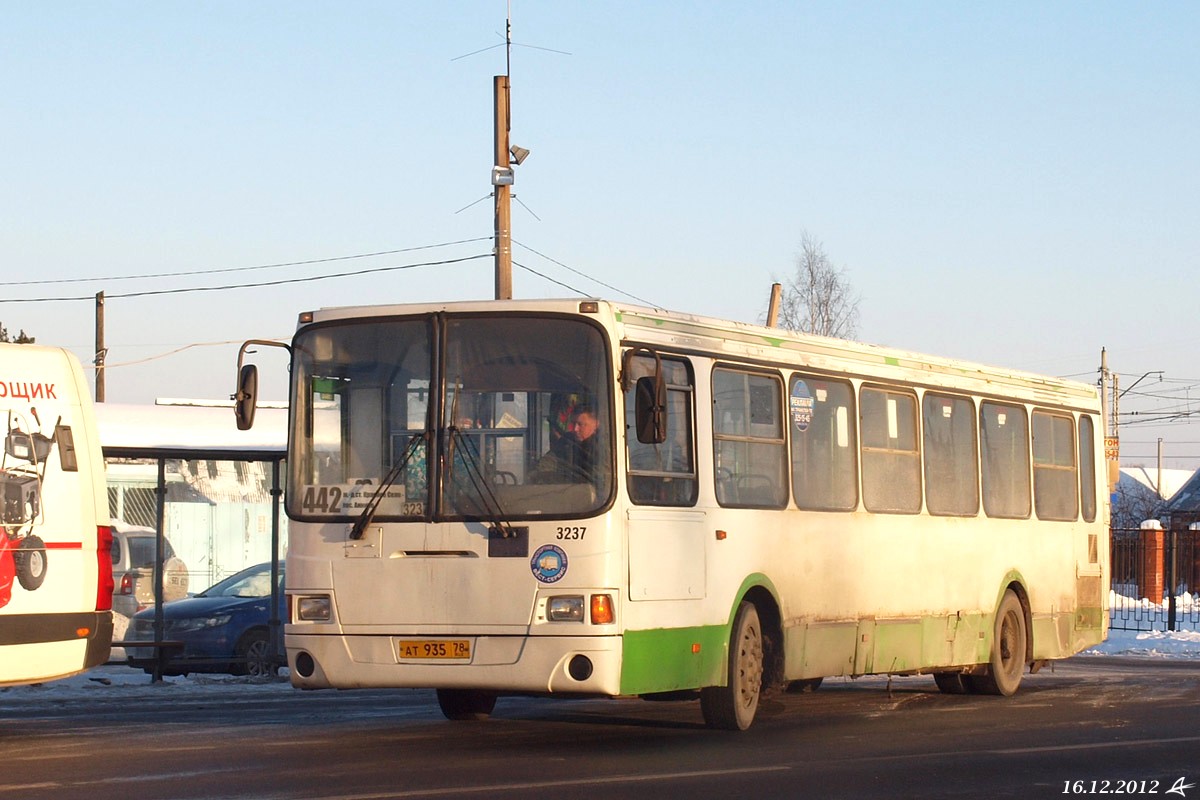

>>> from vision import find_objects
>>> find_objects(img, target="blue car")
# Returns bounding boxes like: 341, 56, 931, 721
125, 562, 285, 678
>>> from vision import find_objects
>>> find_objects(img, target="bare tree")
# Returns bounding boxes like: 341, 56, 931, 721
774, 232, 860, 339
1110, 473, 1166, 530
0, 322, 35, 344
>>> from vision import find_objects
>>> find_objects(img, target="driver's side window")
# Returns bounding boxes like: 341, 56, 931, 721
625, 355, 697, 506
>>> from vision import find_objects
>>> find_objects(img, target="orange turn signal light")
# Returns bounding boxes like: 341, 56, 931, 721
590, 594, 614, 625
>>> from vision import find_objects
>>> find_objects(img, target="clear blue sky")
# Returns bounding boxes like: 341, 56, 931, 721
3, 2, 1198, 468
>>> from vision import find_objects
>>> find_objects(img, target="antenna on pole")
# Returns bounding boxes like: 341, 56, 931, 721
455, 2, 564, 299
493, 1, 516, 300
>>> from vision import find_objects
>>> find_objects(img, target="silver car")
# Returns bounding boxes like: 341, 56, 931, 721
110, 520, 188, 619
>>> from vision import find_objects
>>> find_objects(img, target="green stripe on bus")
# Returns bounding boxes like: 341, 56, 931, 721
620, 625, 728, 695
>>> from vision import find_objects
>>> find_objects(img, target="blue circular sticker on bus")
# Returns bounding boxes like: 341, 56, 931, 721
790, 380, 814, 432
530, 544, 569, 584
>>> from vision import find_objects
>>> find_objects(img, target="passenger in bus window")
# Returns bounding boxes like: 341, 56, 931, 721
533, 404, 600, 483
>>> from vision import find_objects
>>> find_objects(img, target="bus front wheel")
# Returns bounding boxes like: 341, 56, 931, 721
437, 688, 497, 721
700, 601, 763, 731
966, 589, 1027, 696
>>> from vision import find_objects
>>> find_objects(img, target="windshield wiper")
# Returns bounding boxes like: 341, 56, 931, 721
447, 426, 519, 538
348, 431, 427, 541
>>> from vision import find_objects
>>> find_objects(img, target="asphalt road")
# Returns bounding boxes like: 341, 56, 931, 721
2, 657, 1198, 800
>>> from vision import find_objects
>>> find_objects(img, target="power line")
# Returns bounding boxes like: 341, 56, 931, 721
512, 260, 587, 295
95, 338, 289, 369
513, 240, 659, 307
3, 238, 492, 287
0, 254, 493, 304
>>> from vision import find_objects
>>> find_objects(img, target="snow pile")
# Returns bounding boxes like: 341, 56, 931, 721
1085, 628, 1200, 659
1083, 588, 1200, 659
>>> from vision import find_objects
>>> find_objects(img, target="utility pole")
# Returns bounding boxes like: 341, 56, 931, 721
95, 291, 105, 402
493, 74, 513, 300
766, 283, 782, 327
1100, 348, 1117, 490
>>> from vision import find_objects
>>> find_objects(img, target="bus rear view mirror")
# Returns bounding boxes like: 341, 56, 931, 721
635, 375, 667, 444
234, 363, 258, 431
232, 338, 292, 431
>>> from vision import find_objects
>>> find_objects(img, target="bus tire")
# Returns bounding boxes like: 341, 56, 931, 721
15, 536, 47, 591
700, 601, 763, 731
933, 672, 969, 694
786, 677, 823, 693
437, 688, 497, 721
968, 589, 1027, 696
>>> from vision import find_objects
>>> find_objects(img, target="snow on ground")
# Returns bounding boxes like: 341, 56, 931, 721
1085, 628, 1200, 659
1091, 589, 1200, 659
0, 664, 295, 702
3, 594, 1197, 701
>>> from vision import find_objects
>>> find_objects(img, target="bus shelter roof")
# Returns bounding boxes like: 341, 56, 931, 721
96, 402, 286, 460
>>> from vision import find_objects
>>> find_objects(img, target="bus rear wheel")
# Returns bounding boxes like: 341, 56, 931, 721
933, 672, 969, 694
437, 689, 497, 721
966, 589, 1027, 696
700, 601, 763, 731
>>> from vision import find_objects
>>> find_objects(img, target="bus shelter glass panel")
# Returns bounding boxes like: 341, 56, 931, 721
789, 374, 857, 511
105, 455, 288, 676
106, 457, 287, 620
1032, 411, 1078, 522
712, 368, 787, 508
980, 402, 1031, 519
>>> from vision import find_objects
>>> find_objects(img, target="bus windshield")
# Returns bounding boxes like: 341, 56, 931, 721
289, 314, 612, 522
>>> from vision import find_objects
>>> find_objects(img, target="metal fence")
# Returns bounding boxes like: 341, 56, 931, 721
1110, 525, 1200, 632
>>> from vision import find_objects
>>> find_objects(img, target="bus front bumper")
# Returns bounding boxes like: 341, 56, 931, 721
286, 631, 623, 696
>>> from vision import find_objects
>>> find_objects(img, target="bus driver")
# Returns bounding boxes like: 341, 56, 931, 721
533, 404, 600, 483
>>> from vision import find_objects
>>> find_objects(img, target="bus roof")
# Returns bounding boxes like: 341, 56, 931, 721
299, 297, 1099, 408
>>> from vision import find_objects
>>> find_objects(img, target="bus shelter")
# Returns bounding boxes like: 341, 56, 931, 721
98, 403, 287, 681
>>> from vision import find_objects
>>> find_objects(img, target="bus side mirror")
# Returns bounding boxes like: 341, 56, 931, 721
634, 375, 667, 444
234, 363, 258, 431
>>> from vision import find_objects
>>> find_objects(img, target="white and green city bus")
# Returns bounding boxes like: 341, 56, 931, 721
236, 298, 1107, 730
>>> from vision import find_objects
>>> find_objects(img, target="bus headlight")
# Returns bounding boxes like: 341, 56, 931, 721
547, 595, 585, 622
297, 596, 332, 622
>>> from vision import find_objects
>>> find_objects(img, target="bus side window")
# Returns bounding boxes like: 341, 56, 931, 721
790, 374, 857, 511
712, 367, 787, 508
1032, 410, 1078, 521
980, 401, 1031, 519
859, 386, 921, 513
1078, 414, 1097, 523
922, 393, 979, 516
625, 355, 697, 506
